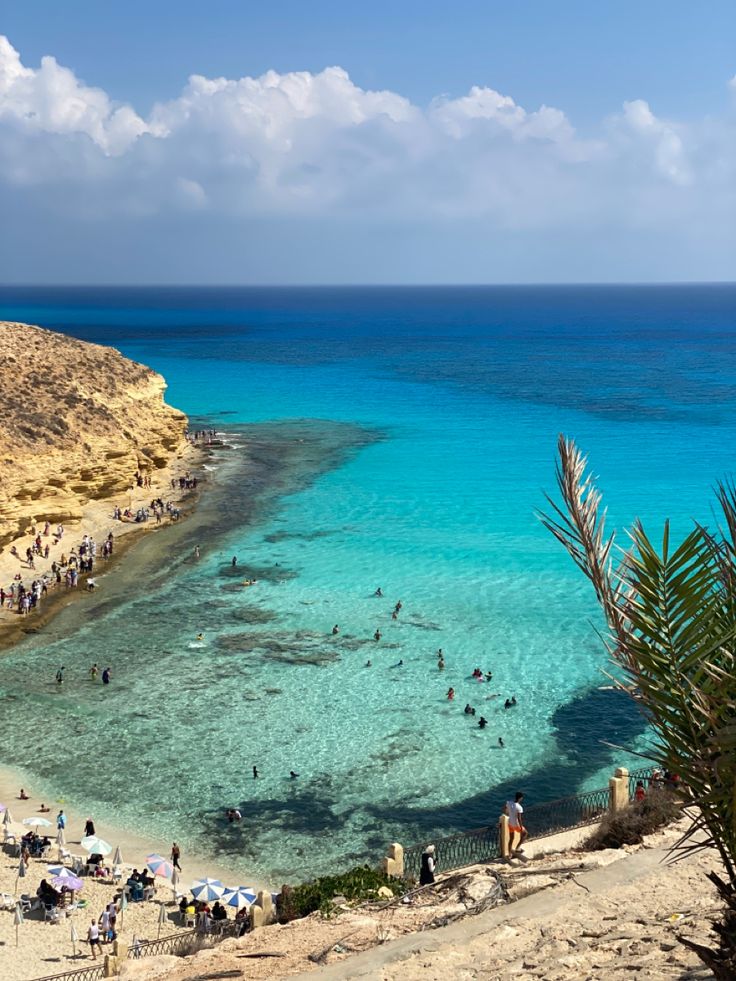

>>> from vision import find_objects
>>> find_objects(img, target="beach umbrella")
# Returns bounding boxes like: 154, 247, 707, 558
157, 901, 168, 939
3, 809, 12, 827
191, 878, 225, 902
119, 889, 128, 929
70, 923, 79, 957
221, 886, 257, 910
170, 868, 179, 901
15, 858, 26, 894
52, 874, 82, 892
146, 854, 173, 879
14, 901, 23, 946
47, 865, 74, 878
22, 816, 52, 829
113, 845, 123, 866
81, 835, 111, 855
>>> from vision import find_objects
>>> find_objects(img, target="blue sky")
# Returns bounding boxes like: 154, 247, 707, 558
1, 1, 735, 283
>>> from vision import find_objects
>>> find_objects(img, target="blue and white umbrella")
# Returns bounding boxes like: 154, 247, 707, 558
46, 865, 74, 878
221, 886, 257, 910
190, 878, 224, 902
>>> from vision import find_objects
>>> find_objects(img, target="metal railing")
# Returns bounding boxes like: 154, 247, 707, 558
404, 766, 656, 880
127, 929, 199, 959
29, 966, 104, 981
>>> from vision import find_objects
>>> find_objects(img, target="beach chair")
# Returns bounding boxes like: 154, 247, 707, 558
0, 892, 15, 910
19, 894, 37, 915
44, 904, 63, 924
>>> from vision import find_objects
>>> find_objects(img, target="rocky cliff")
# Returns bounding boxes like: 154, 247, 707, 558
0, 322, 189, 549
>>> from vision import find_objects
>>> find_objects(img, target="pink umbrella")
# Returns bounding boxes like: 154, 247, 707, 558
146, 854, 173, 879
52, 874, 83, 892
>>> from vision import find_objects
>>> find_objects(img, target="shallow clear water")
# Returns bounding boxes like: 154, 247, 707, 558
0, 285, 735, 880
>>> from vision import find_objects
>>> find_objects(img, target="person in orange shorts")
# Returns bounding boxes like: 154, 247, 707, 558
507, 791, 527, 854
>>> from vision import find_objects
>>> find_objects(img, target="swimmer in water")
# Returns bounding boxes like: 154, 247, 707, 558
289, 771, 299, 779
396, 659, 403, 667
511, 695, 517, 706
478, 716, 488, 729
392, 610, 398, 620
365, 659, 372, 667
196, 633, 204, 642
438, 657, 445, 671
89, 663, 99, 681
374, 587, 383, 597
374, 629, 382, 641
253, 766, 259, 779
498, 737, 505, 748
464, 703, 472, 714
332, 624, 340, 635
447, 687, 455, 700
395, 600, 402, 612
485, 671, 493, 682
231, 556, 237, 567
194, 545, 200, 559
504, 698, 511, 710
437, 648, 443, 659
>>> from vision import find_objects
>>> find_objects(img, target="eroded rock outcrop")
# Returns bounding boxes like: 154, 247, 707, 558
0, 322, 188, 549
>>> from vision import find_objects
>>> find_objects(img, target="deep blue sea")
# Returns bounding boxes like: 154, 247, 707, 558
0, 284, 734, 880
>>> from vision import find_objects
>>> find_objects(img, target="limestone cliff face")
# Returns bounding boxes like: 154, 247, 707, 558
0, 322, 188, 548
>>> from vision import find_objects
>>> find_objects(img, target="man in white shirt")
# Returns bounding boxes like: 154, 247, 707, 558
87, 919, 102, 959
507, 791, 527, 855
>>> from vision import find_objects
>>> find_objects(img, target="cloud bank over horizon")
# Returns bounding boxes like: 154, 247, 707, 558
0, 34, 734, 283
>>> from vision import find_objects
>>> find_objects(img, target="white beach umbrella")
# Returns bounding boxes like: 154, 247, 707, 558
22, 816, 52, 829
113, 845, 123, 866
157, 901, 168, 939
80, 835, 111, 855
15, 858, 26, 894
170, 868, 179, 901
119, 889, 128, 929
2, 808, 11, 826
70, 923, 79, 957
14, 901, 23, 947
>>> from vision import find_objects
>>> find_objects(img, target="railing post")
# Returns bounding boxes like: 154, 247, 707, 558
498, 812, 510, 859
382, 842, 404, 877
608, 766, 629, 813
103, 953, 119, 977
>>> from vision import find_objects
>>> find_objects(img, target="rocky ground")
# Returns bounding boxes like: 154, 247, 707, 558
0, 321, 188, 550
118, 817, 722, 981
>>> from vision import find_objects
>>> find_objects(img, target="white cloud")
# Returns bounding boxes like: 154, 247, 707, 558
0, 33, 733, 253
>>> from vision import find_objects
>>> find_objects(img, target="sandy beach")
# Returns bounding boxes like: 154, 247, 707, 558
0, 438, 204, 649
0, 762, 266, 981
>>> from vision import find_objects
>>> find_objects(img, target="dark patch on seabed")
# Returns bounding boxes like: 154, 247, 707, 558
362, 685, 648, 841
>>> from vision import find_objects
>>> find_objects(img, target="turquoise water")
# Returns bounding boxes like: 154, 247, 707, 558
0, 285, 735, 880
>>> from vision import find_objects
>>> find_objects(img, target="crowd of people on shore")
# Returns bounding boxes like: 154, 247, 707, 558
0, 465, 195, 622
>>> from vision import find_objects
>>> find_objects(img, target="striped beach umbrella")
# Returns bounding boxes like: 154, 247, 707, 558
221, 886, 257, 910
146, 854, 173, 879
190, 878, 224, 902
47, 865, 74, 878
81, 835, 111, 855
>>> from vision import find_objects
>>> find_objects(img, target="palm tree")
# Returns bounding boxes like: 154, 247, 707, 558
539, 435, 736, 978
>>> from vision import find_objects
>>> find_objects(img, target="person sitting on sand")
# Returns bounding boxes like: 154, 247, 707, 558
39, 803, 50, 813
212, 900, 227, 921
19, 788, 29, 800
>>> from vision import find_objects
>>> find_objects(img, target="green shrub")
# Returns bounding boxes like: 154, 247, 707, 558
277, 865, 406, 921
585, 790, 680, 850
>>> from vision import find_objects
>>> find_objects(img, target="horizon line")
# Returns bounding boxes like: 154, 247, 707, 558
0, 280, 735, 290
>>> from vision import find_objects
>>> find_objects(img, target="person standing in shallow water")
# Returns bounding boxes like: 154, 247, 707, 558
171, 842, 182, 871
419, 844, 436, 885
231, 556, 237, 567
253, 765, 258, 779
